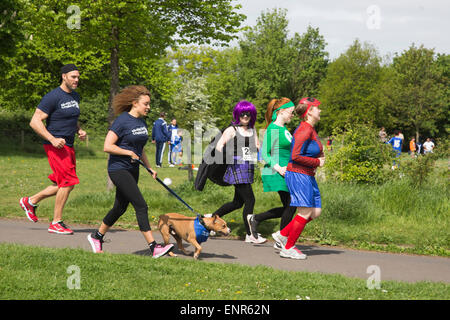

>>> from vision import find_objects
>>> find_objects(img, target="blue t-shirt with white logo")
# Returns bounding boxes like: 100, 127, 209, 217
388, 136, 403, 152
37, 87, 81, 147
108, 112, 149, 172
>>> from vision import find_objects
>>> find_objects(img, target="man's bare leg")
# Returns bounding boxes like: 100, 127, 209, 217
52, 185, 74, 223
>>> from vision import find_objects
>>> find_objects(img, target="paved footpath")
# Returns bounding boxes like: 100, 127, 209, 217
1, 219, 449, 284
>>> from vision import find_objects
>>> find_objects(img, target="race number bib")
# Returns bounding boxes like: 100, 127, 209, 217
242, 147, 252, 161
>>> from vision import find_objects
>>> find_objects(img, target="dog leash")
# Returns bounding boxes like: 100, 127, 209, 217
136, 159, 203, 218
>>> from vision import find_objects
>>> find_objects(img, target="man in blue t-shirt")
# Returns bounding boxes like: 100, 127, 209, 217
388, 130, 403, 169
19, 64, 87, 235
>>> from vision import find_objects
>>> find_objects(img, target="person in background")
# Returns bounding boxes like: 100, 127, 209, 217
409, 137, 416, 158
326, 136, 333, 152
379, 127, 387, 143
20, 64, 86, 235
388, 130, 403, 169
87, 85, 173, 258
171, 129, 183, 165
168, 118, 178, 167
152, 112, 170, 167
423, 138, 435, 154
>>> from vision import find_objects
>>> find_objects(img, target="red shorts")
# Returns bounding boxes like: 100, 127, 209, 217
44, 144, 79, 188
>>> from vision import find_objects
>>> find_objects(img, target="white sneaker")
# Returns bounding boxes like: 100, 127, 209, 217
272, 231, 287, 250
169, 164, 175, 167
280, 246, 307, 260
245, 233, 267, 244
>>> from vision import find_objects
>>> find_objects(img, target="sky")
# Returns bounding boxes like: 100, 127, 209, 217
232, 0, 450, 59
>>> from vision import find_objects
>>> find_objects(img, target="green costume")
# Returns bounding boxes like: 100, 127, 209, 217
261, 122, 292, 192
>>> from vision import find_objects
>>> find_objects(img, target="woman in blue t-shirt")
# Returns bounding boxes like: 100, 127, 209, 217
87, 85, 173, 258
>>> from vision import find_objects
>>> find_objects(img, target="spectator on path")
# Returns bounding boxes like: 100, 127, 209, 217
423, 138, 435, 154
152, 112, 170, 167
20, 64, 86, 235
87, 85, 173, 258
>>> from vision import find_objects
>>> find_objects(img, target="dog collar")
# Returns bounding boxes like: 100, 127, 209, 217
198, 215, 210, 231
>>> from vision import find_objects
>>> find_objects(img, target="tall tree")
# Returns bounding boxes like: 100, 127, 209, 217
389, 45, 448, 140
238, 8, 328, 124
318, 40, 384, 135
0, 0, 23, 69
2, 0, 245, 124
287, 26, 329, 100
169, 46, 241, 129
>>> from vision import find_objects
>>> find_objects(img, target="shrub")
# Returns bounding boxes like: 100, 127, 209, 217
324, 124, 392, 184
399, 138, 449, 187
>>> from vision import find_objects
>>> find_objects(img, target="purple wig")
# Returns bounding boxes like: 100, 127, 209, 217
231, 100, 257, 128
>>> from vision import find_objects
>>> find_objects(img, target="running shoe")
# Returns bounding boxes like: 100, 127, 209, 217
246, 214, 260, 239
272, 231, 287, 250
280, 246, 307, 260
20, 197, 38, 222
152, 243, 174, 258
48, 221, 73, 235
245, 233, 267, 244
87, 234, 104, 253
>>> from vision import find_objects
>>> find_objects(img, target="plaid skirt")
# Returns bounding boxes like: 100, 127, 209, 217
223, 162, 254, 185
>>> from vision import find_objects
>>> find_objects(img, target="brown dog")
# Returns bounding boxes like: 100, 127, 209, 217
158, 213, 231, 259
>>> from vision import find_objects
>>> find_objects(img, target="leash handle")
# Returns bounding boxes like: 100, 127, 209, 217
135, 159, 200, 215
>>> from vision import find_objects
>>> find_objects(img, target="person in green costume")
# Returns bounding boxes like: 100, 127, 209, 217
247, 98, 297, 248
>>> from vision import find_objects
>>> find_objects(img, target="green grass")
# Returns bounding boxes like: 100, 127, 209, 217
0, 137, 449, 300
1, 243, 448, 300
0, 136, 449, 256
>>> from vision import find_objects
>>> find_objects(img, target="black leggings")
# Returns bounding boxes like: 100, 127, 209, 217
213, 183, 255, 235
103, 168, 151, 232
254, 191, 296, 230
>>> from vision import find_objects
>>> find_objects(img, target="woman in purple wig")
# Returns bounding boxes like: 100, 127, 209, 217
213, 100, 265, 244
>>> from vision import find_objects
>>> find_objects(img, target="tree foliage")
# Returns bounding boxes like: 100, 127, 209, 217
238, 8, 329, 123
318, 40, 385, 135
388, 45, 448, 140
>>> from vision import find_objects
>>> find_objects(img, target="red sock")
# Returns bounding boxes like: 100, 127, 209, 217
285, 216, 308, 249
280, 215, 311, 237
280, 218, 293, 237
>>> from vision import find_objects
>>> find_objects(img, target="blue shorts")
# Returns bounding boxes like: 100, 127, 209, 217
285, 171, 321, 208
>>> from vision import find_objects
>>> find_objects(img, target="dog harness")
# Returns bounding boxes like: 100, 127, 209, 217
194, 216, 210, 243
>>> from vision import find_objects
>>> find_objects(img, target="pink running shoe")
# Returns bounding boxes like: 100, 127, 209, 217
87, 234, 104, 253
152, 243, 174, 258
20, 197, 38, 222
